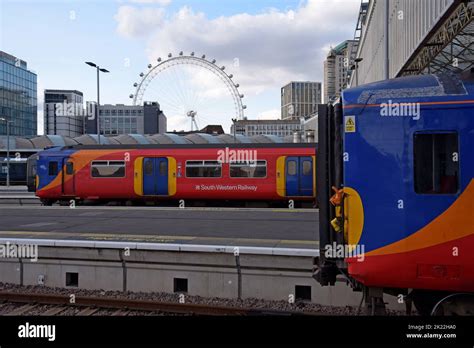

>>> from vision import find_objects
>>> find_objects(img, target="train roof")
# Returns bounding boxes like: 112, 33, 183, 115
49, 142, 317, 151
342, 72, 474, 110
0, 132, 301, 151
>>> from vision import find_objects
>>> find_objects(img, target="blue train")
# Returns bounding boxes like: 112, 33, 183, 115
316, 69, 474, 315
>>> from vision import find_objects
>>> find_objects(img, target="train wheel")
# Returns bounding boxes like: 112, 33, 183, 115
411, 290, 449, 315
40, 199, 54, 206
431, 293, 474, 316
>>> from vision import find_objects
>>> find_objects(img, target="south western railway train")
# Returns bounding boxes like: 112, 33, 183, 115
28, 144, 316, 206
316, 71, 474, 315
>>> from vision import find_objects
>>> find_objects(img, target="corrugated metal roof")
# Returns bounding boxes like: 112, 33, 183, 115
0, 132, 292, 150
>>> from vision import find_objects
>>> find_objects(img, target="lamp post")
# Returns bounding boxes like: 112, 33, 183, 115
0, 117, 13, 187
85, 62, 109, 144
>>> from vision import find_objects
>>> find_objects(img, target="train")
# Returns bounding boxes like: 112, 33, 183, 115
0, 157, 28, 185
316, 70, 474, 315
29, 143, 316, 206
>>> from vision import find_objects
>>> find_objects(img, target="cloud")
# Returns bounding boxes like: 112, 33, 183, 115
116, 0, 359, 87
128, 0, 171, 5
114, 0, 360, 122
256, 109, 281, 120
114, 6, 166, 38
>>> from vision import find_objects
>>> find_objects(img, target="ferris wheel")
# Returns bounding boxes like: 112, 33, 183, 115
129, 52, 246, 131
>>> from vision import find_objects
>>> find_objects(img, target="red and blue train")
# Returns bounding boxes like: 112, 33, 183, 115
317, 70, 474, 314
30, 144, 316, 206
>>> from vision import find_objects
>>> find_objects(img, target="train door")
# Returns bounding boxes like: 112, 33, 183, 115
62, 158, 75, 196
143, 157, 168, 196
285, 157, 313, 196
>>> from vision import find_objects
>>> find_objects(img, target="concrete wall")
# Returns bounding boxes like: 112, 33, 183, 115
0, 242, 403, 310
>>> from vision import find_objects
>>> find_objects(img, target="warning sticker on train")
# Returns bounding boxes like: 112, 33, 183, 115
345, 116, 356, 133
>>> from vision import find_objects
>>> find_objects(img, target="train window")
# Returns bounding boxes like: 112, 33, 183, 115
302, 160, 312, 175
144, 160, 153, 175
48, 161, 58, 176
91, 160, 125, 178
66, 162, 74, 175
288, 160, 297, 176
414, 133, 459, 194
230, 161, 267, 178
186, 160, 222, 178
159, 161, 167, 176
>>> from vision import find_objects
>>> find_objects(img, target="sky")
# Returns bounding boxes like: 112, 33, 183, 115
0, 0, 361, 134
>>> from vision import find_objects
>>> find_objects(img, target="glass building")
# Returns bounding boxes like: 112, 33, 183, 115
0, 51, 37, 136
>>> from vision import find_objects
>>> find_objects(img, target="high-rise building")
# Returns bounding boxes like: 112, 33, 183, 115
0, 51, 37, 136
324, 40, 356, 103
281, 81, 322, 120
85, 102, 167, 135
44, 89, 84, 137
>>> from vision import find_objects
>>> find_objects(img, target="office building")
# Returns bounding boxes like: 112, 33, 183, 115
86, 101, 167, 135
231, 118, 302, 137
281, 81, 322, 120
0, 51, 37, 136
44, 89, 84, 137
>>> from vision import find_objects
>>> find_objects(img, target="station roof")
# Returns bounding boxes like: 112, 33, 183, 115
0, 133, 289, 150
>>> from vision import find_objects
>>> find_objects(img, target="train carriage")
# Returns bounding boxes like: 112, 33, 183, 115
32, 143, 317, 206
317, 71, 474, 315
0, 157, 28, 185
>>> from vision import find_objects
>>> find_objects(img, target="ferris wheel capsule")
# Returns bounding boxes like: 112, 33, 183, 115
148, 64, 152, 69
211, 59, 216, 64
129, 94, 134, 99
139, 72, 144, 77
133, 83, 138, 87
157, 57, 162, 62
179, 51, 183, 56
202, 55, 206, 59
191, 52, 195, 56
168, 53, 172, 58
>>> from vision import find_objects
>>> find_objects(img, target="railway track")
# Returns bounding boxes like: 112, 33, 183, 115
0, 291, 317, 316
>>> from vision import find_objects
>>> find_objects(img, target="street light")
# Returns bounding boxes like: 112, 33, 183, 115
0, 117, 13, 187
85, 61, 110, 144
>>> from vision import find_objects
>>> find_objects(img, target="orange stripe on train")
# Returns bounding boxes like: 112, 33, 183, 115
366, 179, 474, 256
